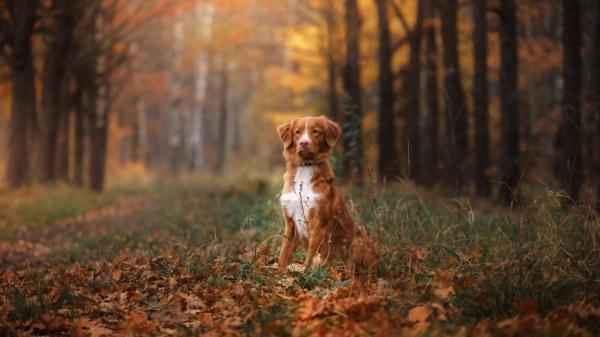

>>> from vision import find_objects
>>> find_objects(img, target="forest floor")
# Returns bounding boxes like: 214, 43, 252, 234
0, 176, 599, 336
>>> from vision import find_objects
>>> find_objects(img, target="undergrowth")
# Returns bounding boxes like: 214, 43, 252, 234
1, 174, 599, 335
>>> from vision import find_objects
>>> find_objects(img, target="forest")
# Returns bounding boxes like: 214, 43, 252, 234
0, 0, 599, 336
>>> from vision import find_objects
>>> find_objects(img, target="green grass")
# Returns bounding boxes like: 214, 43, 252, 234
0, 182, 154, 231
2, 174, 598, 325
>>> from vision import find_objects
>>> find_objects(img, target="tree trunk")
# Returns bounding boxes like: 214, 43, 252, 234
55, 73, 72, 182
555, 0, 584, 203
593, 0, 600, 211
325, 0, 341, 122
498, 0, 520, 204
201, 52, 216, 170
88, 77, 109, 192
423, 1, 439, 187
439, 0, 468, 189
473, 0, 491, 197
215, 62, 229, 173
5, 0, 38, 188
87, 16, 108, 192
342, 0, 364, 183
405, 0, 424, 182
73, 77, 86, 187
40, 0, 75, 182
376, 0, 398, 180
131, 97, 142, 162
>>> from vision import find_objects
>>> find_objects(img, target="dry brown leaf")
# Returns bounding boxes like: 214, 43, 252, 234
121, 309, 157, 335
433, 286, 454, 299
74, 318, 114, 337
408, 305, 432, 323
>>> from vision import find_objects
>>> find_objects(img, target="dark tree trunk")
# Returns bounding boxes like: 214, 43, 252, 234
473, 0, 491, 197
405, 0, 424, 182
593, 0, 600, 211
215, 63, 229, 173
73, 77, 86, 187
131, 97, 142, 162
88, 119, 108, 192
325, 0, 340, 122
376, 0, 398, 180
87, 15, 108, 192
55, 74, 72, 182
423, 1, 439, 187
555, 0, 584, 203
498, 0, 520, 204
40, 0, 75, 182
4, 0, 39, 188
440, 0, 468, 189
342, 0, 364, 183
88, 78, 109, 192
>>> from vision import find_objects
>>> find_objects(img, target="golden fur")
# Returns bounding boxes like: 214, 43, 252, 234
276, 116, 378, 274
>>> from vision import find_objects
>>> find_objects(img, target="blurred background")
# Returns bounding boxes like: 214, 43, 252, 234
0, 0, 598, 206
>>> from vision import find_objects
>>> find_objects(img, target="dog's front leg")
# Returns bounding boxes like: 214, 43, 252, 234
305, 226, 327, 268
278, 217, 299, 268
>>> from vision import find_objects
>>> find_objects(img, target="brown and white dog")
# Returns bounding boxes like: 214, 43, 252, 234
276, 116, 378, 273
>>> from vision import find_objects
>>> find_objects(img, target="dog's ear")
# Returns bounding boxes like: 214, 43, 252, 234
277, 121, 293, 149
322, 116, 341, 148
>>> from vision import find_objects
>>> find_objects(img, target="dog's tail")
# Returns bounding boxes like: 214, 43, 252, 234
350, 226, 380, 277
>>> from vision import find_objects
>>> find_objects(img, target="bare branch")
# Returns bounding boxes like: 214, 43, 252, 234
389, 0, 412, 36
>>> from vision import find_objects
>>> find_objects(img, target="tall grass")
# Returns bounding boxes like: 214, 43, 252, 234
2, 172, 598, 321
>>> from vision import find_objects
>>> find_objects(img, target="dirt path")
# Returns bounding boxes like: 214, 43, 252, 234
0, 195, 158, 267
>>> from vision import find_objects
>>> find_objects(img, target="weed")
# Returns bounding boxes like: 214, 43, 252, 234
296, 266, 330, 290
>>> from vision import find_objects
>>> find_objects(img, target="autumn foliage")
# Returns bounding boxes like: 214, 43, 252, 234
1, 180, 599, 336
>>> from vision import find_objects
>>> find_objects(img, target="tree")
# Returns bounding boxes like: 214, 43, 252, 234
215, 61, 229, 173
324, 0, 341, 122
1, 0, 39, 188
375, 0, 398, 180
498, 0, 520, 204
40, 0, 76, 182
423, 0, 439, 187
72, 73, 87, 187
405, 0, 424, 182
473, 0, 491, 197
555, 0, 584, 203
593, 0, 600, 210
342, 0, 364, 183
439, 0, 468, 189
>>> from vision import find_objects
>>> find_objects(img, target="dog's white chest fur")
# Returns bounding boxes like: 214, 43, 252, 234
280, 166, 320, 239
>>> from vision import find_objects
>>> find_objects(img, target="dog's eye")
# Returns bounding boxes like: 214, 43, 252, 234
313, 129, 319, 134
295, 130, 300, 134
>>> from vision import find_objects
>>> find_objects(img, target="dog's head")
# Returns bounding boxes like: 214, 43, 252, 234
277, 116, 341, 164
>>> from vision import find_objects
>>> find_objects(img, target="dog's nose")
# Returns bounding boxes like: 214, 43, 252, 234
299, 139, 310, 147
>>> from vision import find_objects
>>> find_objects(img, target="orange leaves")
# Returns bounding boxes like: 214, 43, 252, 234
1, 211, 599, 337
122, 309, 158, 335
74, 318, 114, 337
297, 295, 329, 320
432, 269, 454, 300
407, 306, 432, 334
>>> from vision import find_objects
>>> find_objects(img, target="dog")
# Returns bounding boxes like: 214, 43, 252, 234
276, 116, 378, 274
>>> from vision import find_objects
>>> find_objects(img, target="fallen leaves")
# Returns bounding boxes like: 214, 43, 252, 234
1, 192, 599, 337
122, 309, 157, 335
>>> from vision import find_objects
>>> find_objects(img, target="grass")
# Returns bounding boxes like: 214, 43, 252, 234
1, 173, 599, 333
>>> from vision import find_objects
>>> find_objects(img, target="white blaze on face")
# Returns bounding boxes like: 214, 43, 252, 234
299, 120, 311, 145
